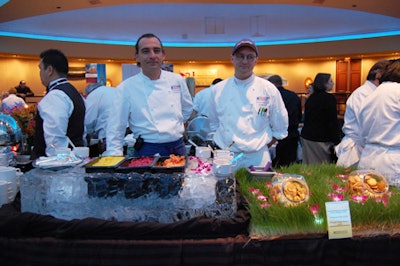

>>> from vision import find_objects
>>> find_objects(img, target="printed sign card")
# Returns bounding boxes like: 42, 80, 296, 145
325, 201, 353, 239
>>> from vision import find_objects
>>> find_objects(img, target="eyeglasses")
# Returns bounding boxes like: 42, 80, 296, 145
234, 54, 257, 62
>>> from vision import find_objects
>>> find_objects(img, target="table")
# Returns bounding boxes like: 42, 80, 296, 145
1, 192, 400, 265
4, 162, 400, 265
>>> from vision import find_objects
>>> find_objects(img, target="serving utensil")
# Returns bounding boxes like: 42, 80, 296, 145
226, 141, 235, 150
67, 136, 76, 150
188, 139, 198, 147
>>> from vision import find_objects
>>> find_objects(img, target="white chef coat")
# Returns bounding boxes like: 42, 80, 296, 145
38, 78, 76, 156
208, 74, 288, 167
358, 81, 400, 184
193, 85, 212, 117
105, 70, 193, 156
1, 94, 26, 111
336, 80, 376, 167
85, 85, 115, 140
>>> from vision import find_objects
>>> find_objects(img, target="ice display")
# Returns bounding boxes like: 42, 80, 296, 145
19, 166, 237, 223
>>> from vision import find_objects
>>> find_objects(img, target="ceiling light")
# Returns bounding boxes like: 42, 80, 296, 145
251, 16, 266, 37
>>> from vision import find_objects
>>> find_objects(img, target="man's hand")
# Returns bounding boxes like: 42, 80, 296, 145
267, 137, 278, 148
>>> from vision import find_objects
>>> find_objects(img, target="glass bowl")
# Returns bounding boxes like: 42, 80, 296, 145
270, 174, 310, 206
347, 170, 389, 197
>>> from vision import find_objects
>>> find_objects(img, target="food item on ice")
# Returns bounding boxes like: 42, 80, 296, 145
127, 157, 154, 167
90, 156, 125, 167
156, 155, 186, 167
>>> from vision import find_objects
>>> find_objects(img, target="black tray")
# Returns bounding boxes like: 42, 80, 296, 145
116, 157, 157, 173
84, 156, 126, 173
151, 155, 187, 174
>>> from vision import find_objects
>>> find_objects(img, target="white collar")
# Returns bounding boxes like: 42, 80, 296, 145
48, 78, 68, 91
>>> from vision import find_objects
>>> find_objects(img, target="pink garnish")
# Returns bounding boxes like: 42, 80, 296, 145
260, 202, 271, 208
257, 195, 267, 201
190, 157, 213, 175
249, 187, 260, 195
375, 196, 389, 207
328, 193, 344, 202
332, 184, 346, 193
309, 204, 320, 216
352, 195, 369, 205
337, 174, 348, 179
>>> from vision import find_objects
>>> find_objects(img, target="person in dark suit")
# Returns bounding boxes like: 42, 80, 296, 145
31, 49, 85, 159
268, 75, 302, 167
15, 80, 34, 99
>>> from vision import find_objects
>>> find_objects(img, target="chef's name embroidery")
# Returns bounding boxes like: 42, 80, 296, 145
256, 96, 270, 105
171, 85, 181, 92
257, 96, 269, 102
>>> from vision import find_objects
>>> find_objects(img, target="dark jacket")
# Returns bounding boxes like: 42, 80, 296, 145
301, 90, 341, 145
277, 86, 302, 139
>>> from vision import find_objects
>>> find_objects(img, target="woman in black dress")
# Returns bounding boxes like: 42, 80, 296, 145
301, 73, 341, 165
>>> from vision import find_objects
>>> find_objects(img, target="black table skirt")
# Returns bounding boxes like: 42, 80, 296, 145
1, 233, 400, 265
1, 194, 400, 265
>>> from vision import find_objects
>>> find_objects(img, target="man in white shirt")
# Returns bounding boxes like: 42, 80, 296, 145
192, 78, 222, 118
84, 82, 115, 157
357, 59, 400, 184
104, 33, 193, 157
208, 39, 288, 168
336, 59, 389, 167
32, 49, 86, 159
1, 88, 27, 111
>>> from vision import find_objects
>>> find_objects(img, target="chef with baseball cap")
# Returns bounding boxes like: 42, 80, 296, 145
208, 38, 288, 169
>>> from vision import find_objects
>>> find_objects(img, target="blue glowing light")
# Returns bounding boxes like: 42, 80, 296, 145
0, 30, 399, 47
0, 0, 9, 8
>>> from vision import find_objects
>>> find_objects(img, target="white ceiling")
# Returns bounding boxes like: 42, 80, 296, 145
0, 0, 399, 48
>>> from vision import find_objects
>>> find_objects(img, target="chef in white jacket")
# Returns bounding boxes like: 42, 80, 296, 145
208, 39, 288, 169
336, 60, 389, 167
104, 33, 193, 157
358, 59, 400, 185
